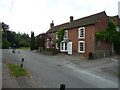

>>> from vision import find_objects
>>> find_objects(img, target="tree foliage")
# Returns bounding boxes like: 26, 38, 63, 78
30, 31, 35, 50
35, 33, 46, 50
1, 22, 30, 49
55, 27, 65, 47
95, 21, 120, 55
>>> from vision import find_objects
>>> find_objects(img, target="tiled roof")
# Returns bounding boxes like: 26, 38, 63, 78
108, 15, 120, 27
47, 11, 106, 33
47, 22, 69, 33
66, 11, 106, 29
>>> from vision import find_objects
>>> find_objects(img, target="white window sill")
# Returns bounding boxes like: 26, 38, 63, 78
78, 51, 85, 53
78, 37, 85, 39
60, 50, 68, 52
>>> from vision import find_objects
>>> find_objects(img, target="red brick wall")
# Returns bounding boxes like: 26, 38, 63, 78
45, 32, 58, 49
68, 25, 95, 57
94, 12, 109, 51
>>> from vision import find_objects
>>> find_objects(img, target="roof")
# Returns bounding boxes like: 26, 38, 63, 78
47, 22, 69, 33
47, 11, 107, 33
66, 11, 106, 29
108, 15, 120, 27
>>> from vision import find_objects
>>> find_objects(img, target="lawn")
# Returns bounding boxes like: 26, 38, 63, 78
17, 47, 30, 50
7, 62, 29, 77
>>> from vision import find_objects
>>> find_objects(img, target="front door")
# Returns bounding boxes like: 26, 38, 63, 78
68, 42, 72, 55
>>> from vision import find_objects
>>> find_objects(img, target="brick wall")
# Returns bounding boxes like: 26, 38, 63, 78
68, 25, 95, 58
94, 12, 109, 58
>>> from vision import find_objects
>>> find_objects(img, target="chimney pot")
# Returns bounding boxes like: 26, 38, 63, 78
70, 16, 74, 22
50, 20, 54, 28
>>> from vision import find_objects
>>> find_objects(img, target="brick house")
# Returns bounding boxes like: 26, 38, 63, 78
45, 11, 120, 58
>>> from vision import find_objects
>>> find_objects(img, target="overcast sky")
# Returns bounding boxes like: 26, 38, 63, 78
0, 0, 120, 36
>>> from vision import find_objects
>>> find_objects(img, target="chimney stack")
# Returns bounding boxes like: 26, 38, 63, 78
70, 16, 74, 22
50, 20, 54, 28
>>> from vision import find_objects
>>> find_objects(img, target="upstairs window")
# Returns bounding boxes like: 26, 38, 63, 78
63, 30, 68, 39
51, 33, 54, 40
47, 34, 50, 40
78, 27, 85, 39
116, 27, 120, 32
56, 32, 58, 39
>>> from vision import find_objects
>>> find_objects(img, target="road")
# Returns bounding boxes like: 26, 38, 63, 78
2, 49, 118, 88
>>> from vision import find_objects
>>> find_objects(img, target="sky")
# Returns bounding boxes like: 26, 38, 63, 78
0, 0, 120, 36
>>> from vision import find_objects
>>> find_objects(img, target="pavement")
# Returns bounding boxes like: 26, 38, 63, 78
54, 53, 119, 77
2, 49, 119, 88
2, 49, 42, 88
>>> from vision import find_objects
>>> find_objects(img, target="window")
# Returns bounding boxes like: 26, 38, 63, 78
47, 34, 50, 40
116, 27, 120, 32
56, 32, 58, 39
78, 27, 85, 39
63, 30, 68, 39
78, 41, 85, 53
56, 43, 59, 49
65, 43, 67, 50
47, 42, 49, 48
60, 42, 68, 51
51, 33, 54, 40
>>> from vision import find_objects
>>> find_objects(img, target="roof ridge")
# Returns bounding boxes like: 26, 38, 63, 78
73, 11, 106, 22
50, 22, 69, 28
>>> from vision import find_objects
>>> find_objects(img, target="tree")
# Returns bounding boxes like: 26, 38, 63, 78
96, 20, 120, 55
30, 31, 35, 50
55, 27, 65, 48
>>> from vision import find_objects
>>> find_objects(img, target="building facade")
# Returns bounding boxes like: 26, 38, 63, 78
45, 11, 120, 59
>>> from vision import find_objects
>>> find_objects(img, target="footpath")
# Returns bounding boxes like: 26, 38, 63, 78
54, 54, 119, 78
2, 60, 42, 88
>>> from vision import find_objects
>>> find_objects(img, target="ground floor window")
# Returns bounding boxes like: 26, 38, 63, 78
56, 43, 59, 49
78, 41, 85, 53
47, 42, 50, 48
60, 42, 68, 51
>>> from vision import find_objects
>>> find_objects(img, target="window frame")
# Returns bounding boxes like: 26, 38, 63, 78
56, 32, 58, 39
51, 33, 54, 40
60, 42, 68, 52
63, 30, 68, 39
78, 27, 85, 39
78, 41, 85, 53
56, 43, 59, 49
47, 42, 49, 48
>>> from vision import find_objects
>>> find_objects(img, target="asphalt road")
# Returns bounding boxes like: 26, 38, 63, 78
2, 49, 118, 88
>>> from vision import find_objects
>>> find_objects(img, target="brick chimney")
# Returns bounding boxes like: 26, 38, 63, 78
50, 20, 54, 28
70, 16, 74, 22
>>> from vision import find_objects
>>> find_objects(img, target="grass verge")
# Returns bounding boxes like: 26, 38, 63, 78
7, 62, 29, 77
17, 47, 30, 50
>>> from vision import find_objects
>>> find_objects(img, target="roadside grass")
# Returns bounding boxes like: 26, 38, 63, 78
7, 62, 29, 77
17, 47, 30, 50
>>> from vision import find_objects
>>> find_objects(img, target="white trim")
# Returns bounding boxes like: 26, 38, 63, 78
78, 41, 85, 53
56, 43, 59, 49
63, 30, 68, 39
78, 27, 85, 39
60, 42, 68, 52
51, 33, 54, 40
47, 42, 49, 48
56, 32, 58, 39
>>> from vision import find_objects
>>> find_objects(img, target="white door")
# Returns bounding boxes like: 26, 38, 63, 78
68, 42, 72, 55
